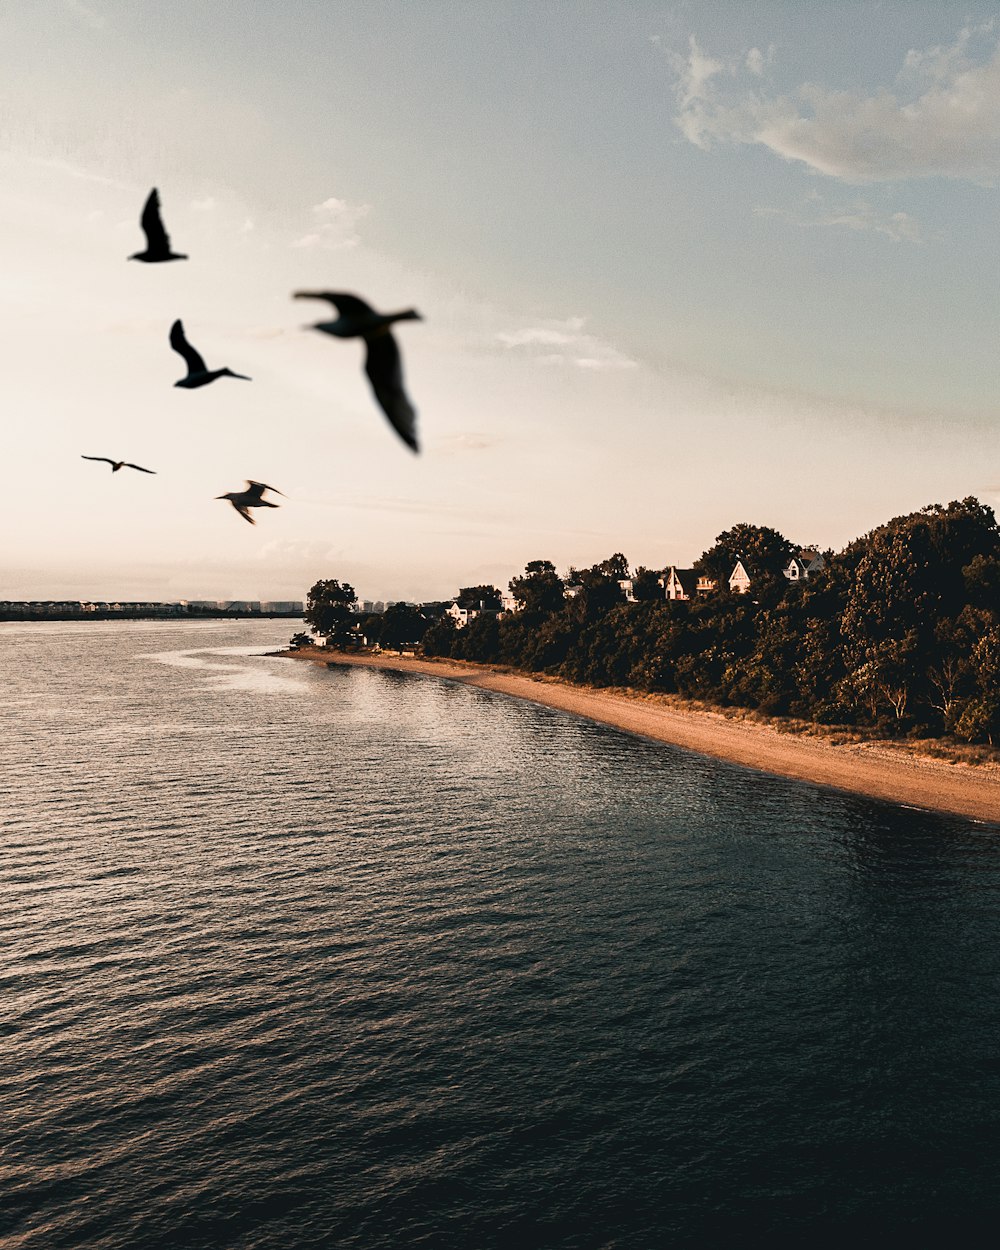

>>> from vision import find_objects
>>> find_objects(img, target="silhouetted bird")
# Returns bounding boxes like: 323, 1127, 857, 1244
129, 189, 187, 263
170, 320, 251, 388
81, 456, 156, 474
294, 291, 420, 453
216, 480, 284, 525
292, 291, 421, 338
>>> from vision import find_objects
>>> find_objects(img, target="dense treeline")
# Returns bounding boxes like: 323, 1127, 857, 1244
417, 499, 1000, 744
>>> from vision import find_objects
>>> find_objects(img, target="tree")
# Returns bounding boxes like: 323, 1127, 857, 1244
456, 584, 502, 610
374, 603, 428, 650
508, 559, 565, 615
595, 552, 630, 580
304, 579, 358, 645
632, 566, 665, 602
564, 555, 628, 619
695, 523, 796, 590
422, 615, 458, 657
288, 631, 312, 649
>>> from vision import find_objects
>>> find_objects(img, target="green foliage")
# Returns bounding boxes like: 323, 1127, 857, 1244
632, 566, 665, 602
288, 631, 312, 649
304, 579, 358, 645
509, 560, 565, 615
421, 615, 459, 656
356, 497, 1000, 745
695, 523, 796, 589
373, 603, 428, 650
456, 584, 502, 610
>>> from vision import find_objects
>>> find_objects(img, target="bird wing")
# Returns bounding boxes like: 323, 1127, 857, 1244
169, 320, 207, 374
124, 463, 156, 474
233, 502, 256, 525
246, 480, 285, 499
140, 188, 172, 254
364, 331, 419, 453
81, 455, 115, 466
293, 291, 376, 317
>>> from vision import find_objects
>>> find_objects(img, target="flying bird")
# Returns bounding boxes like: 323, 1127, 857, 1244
294, 291, 421, 453
170, 320, 251, 388
292, 291, 421, 339
216, 480, 284, 525
81, 456, 156, 474
129, 188, 187, 263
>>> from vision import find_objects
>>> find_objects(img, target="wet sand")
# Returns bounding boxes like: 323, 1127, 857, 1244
280, 647, 1000, 825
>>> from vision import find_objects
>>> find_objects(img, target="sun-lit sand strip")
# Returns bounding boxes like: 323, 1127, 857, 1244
280, 647, 1000, 825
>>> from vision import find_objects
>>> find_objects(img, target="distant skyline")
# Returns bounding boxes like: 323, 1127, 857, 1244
2, 1, 999, 601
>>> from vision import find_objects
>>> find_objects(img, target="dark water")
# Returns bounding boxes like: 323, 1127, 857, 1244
3, 621, 1000, 1249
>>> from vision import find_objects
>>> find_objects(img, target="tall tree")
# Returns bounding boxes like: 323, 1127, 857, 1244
304, 578, 358, 644
508, 559, 565, 615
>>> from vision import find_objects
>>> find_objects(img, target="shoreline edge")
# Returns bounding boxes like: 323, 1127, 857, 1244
277, 646, 1000, 826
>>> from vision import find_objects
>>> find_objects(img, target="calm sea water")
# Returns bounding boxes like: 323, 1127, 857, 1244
3, 620, 1000, 1249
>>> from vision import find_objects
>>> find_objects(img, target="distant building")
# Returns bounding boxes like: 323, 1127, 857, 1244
260, 601, 304, 614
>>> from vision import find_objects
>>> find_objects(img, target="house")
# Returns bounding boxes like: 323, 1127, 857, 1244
662, 567, 697, 601
499, 592, 521, 613
783, 550, 825, 582
662, 566, 719, 599
728, 560, 753, 595
446, 600, 501, 629
618, 578, 636, 603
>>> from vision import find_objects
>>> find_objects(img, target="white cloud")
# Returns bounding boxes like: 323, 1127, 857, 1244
755, 196, 923, 243
190, 196, 217, 212
291, 196, 369, 249
745, 47, 765, 77
496, 316, 636, 370
668, 24, 1000, 184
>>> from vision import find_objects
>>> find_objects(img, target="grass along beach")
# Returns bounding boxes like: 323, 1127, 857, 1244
280, 647, 1000, 825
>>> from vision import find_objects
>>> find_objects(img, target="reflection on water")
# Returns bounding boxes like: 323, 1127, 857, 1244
2, 620, 1000, 1249
142, 644, 310, 693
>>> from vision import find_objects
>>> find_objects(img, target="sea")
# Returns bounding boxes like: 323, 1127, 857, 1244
3, 619, 1000, 1249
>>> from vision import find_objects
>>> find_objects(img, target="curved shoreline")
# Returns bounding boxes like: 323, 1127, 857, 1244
279, 647, 1000, 825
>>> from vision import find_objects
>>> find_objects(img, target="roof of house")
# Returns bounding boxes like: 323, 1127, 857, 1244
667, 566, 699, 592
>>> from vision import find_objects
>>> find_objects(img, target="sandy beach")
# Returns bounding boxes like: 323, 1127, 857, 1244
280, 647, 1000, 825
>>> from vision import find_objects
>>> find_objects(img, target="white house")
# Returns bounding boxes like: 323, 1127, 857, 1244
662, 567, 696, 601
446, 602, 474, 628
783, 550, 826, 582
662, 566, 719, 599
446, 600, 502, 629
728, 560, 753, 594
618, 578, 636, 602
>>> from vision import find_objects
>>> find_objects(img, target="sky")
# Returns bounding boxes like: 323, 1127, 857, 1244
2, 0, 999, 602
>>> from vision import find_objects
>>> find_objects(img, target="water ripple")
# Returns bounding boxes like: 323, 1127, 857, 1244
3, 621, 1000, 1248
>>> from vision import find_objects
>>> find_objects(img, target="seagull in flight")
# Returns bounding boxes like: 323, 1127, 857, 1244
216, 480, 284, 525
292, 291, 421, 339
294, 292, 421, 453
129, 189, 187, 263
170, 320, 251, 388
81, 456, 156, 474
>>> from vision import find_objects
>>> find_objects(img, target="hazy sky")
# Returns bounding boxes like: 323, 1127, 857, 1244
2, 1, 999, 601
